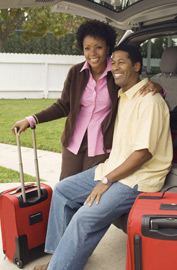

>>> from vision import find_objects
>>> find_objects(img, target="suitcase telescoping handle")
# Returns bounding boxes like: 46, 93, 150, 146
140, 186, 177, 200
161, 186, 177, 198
31, 126, 41, 199
15, 126, 41, 203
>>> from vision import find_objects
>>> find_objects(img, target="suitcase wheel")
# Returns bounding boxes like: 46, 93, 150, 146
15, 258, 24, 269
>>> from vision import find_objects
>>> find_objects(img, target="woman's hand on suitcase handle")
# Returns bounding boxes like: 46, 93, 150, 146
12, 119, 29, 136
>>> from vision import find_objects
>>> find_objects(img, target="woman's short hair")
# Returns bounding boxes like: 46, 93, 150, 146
113, 44, 143, 74
76, 20, 117, 56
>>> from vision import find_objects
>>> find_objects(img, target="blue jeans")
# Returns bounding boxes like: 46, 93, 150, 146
45, 166, 141, 270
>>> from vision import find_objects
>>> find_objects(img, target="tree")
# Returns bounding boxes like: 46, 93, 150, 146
0, 8, 28, 51
3, 31, 82, 55
0, 7, 86, 52
58, 34, 82, 55
21, 7, 86, 42
152, 38, 168, 58
140, 37, 175, 59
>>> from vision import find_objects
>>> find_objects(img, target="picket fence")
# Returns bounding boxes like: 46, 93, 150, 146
0, 53, 85, 99
0, 53, 160, 99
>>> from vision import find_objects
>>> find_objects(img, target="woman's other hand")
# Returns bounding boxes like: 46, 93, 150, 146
12, 119, 29, 136
139, 81, 163, 96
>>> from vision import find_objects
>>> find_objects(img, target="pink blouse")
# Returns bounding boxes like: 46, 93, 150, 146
67, 58, 112, 156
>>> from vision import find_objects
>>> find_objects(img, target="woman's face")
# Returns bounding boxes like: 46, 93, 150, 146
83, 35, 109, 72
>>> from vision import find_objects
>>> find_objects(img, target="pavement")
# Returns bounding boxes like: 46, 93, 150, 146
0, 143, 127, 270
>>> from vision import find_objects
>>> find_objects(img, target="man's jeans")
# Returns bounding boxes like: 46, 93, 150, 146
45, 166, 141, 270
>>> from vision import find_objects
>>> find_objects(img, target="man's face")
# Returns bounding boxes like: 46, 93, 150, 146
111, 50, 140, 91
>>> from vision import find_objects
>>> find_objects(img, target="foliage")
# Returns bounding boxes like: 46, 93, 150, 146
140, 37, 175, 58
0, 7, 87, 52
0, 99, 66, 153
58, 33, 82, 55
3, 31, 82, 55
21, 7, 86, 42
0, 8, 28, 51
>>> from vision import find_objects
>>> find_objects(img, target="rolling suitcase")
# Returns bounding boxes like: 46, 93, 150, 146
0, 127, 53, 268
126, 187, 177, 270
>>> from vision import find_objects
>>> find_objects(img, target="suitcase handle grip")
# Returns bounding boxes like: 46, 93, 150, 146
10, 184, 37, 195
142, 215, 177, 240
150, 217, 177, 230
16, 126, 20, 132
15, 125, 35, 131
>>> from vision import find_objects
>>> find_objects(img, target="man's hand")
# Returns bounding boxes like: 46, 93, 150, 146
139, 81, 162, 96
84, 182, 110, 207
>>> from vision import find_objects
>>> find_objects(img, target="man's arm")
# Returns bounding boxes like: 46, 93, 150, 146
84, 149, 152, 206
106, 148, 152, 183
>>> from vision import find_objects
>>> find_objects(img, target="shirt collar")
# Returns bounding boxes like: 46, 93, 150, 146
118, 78, 149, 99
80, 61, 90, 72
80, 57, 111, 77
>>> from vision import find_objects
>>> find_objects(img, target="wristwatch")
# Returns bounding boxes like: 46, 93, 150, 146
101, 176, 112, 186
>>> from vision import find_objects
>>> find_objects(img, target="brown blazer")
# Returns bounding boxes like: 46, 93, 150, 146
34, 61, 119, 153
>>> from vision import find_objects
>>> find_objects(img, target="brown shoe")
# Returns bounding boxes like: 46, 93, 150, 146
33, 262, 49, 270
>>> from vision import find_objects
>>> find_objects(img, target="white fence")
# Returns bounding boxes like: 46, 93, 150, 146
0, 53, 160, 99
0, 53, 85, 99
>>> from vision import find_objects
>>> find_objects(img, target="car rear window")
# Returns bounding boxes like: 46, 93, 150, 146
140, 35, 177, 77
88, 0, 142, 12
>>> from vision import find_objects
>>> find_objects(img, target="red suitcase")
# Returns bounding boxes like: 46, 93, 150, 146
126, 187, 177, 270
0, 127, 52, 268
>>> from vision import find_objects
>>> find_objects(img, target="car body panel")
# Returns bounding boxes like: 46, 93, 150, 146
1, 0, 177, 31
52, 0, 177, 30
0, 0, 59, 9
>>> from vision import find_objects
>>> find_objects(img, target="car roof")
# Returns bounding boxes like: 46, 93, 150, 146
1, 0, 177, 31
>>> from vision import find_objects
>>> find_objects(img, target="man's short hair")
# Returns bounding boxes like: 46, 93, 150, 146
113, 44, 142, 74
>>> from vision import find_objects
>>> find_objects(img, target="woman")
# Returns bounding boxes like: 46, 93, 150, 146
12, 20, 162, 180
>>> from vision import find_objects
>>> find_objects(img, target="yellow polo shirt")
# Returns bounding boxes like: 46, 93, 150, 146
95, 79, 173, 192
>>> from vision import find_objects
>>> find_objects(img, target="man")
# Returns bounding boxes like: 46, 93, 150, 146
34, 45, 172, 270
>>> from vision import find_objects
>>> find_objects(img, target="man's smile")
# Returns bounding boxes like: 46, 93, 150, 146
113, 73, 123, 79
